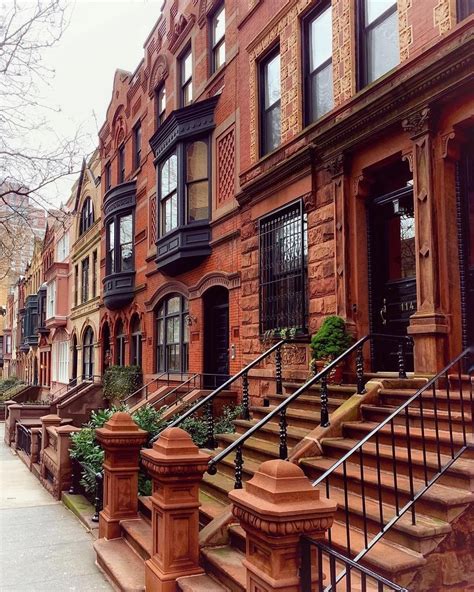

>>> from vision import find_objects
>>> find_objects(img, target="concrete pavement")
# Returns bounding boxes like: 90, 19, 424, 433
0, 423, 112, 591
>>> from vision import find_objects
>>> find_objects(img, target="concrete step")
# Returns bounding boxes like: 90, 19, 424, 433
341, 420, 473, 458
201, 546, 246, 592
94, 538, 145, 592
177, 574, 230, 591
120, 517, 152, 560
321, 436, 474, 491
301, 454, 474, 522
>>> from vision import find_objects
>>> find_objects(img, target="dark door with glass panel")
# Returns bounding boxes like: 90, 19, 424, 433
459, 136, 474, 350
369, 186, 416, 371
204, 287, 229, 388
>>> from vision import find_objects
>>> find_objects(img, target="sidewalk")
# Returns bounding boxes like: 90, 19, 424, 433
0, 424, 112, 591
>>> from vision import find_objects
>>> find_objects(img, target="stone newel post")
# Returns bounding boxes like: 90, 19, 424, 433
95, 412, 147, 540
229, 459, 337, 592
141, 427, 210, 592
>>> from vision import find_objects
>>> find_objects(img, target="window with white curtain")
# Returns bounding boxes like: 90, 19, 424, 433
46, 281, 56, 319
56, 339, 69, 383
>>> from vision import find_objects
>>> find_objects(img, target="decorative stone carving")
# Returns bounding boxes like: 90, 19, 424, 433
148, 55, 169, 96
402, 107, 431, 137
324, 153, 345, 178
189, 272, 241, 299
167, 13, 196, 54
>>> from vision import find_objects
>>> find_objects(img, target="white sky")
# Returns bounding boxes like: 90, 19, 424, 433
40, 0, 162, 205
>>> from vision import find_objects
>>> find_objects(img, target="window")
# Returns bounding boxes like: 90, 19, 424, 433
106, 214, 134, 274
5, 335, 12, 354
160, 153, 178, 235
305, 4, 333, 124
130, 315, 142, 367
156, 85, 166, 127
92, 250, 97, 298
155, 295, 189, 373
105, 162, 111, 191
115, 320, 126, 366
180, 47, 193, 107
56, 233, 69, 261
82, 326, 94, 379
46, 281, 56, 319
211, 4, 225, 73
81, 256, 89, 303
118, 144, 125, 183
259, 201, 308, 333
74, 265, 78, 306
79, 197, 94, 235
260, 48, 281, 156
54, 336, 69, 384
457, 0, 474, 20
359, 0, 399, 86
133, 123, 142, 170
186, 141, 209, 222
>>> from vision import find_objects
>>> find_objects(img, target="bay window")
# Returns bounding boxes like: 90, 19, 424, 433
359, 0, 399, 86
160, 153, 178, 235
106, 214, 133, 274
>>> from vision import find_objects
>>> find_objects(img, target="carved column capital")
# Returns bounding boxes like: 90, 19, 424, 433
402, 106, 432, 137
324, 153, 347, 178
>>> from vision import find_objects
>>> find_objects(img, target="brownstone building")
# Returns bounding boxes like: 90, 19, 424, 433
98, 1, 473, 390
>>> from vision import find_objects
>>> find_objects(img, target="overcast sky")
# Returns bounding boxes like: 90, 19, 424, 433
40, 0, 162, 205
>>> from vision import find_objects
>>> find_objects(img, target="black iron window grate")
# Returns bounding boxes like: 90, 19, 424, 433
259, 200, 308, 334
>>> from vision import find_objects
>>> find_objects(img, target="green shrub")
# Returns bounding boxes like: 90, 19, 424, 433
172, 404, 243, 448
310, 316, 352, 362
0, 377, 25, 401
102, 366, 142, 402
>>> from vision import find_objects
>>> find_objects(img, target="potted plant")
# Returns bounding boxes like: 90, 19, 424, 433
310, 316, 352, 383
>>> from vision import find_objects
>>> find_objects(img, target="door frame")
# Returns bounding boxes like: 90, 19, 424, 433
203, 286, 230, 388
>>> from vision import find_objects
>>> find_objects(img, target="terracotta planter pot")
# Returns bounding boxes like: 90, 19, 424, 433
315, 359, 343, 385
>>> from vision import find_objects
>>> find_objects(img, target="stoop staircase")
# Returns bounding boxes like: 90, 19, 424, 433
94, 338, 474, 592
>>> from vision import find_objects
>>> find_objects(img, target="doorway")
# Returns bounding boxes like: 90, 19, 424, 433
369, 185, 416, 371
204, 287, 229, 388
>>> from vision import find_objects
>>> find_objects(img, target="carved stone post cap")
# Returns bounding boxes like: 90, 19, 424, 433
8, 404, 23, 410
229, 459, 337, 519
95, 412, 147, 446
4, 400, 17, 406
141, 427, 210, 466
40, 414, 62, 425
56, 425, 81, 435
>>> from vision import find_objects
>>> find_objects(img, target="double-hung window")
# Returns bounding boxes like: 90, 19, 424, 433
106, 214, 134, 274
118, 144, 125, 183
259, 201, 308, 333
46, 281, 56, 319
359, 0, 399, 86
56, 233, 69, 261
305, 4, 333, 124
105, 162, 111, 191
92, 250, 97, 298
211, 4, 225, 73
186, 141, 209, 222
81, 256, 89, 303
133, 123, 142, 170
156, 85, 166, 127
260, 48, 281, 156
181, 47, 193, 107
160, 153, 178, 235
57, 340, 69, 383
79, 197, 94, 235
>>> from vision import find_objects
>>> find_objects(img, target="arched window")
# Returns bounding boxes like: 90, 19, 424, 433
82, 326, 94, 379
155, 294, 189, 373
130, 315, 142, 367
79, 197, 95, 235
115, 320, 126, 366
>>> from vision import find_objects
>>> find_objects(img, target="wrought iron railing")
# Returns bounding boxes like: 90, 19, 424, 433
311, 346, 473, 587
150, 339, 287, 446
124, 371, 169, 405
16, 423, 32, 455
207, 334, 412, 488
69, 456, 104, 522
52, 374, 101, 403
301, 537, 408, 592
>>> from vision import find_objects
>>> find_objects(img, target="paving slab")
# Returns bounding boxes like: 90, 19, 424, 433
0, 423, 112, 591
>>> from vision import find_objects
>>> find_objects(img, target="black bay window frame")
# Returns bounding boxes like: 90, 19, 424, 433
357, 0, 399, 88
259, 45, 281, 157
303, 1, 333, 126
106, 213, 134, 275
259, 199, 308, 335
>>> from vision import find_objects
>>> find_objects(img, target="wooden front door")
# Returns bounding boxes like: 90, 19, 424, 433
204, 287, 229, 388
369, 186, 416, 371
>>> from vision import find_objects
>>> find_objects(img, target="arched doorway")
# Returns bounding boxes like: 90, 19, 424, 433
82, 326, 94, 379
203, 286, 229, 387
102, 322, 111, 372
71, 334, 78, 381
155, 294, 189, 374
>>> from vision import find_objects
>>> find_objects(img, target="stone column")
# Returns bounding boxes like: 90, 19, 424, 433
402, 107, 448, 373
39, 414, 62, 481
141, 427, 210, 592
95, 412, 147, 540
229, 459, 337, 592
56, 425, 80, 495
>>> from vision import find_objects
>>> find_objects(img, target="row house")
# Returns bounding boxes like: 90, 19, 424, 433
97, 0, 473, 392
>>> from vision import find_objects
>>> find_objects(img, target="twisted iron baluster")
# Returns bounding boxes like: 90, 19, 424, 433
356, 345, 366, 394
234, 445, 244, 489
320, 374, 330, 427
92, 472, 103, 523
69, 458, 77, 495
241, 371, 250, 421
279, 407, 288, 460
205, 400, 216, 449
398, 342, 407, 379
275, 344, 283, 395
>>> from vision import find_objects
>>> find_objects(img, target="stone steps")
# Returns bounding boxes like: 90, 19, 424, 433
177, 574, 230, 591
94, 538, 145, 592
200, 546, 246, 592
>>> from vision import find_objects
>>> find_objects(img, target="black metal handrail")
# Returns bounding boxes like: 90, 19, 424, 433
301, 537, 408, 592
69, 456, 103, 522
52, 374, 101, 402
16, 423, 32, 456
207, 333, 412, 487
150, 339, 287, 445
152, 373, 201, 410
124, 371, 169, 404
312, 346, 473, 587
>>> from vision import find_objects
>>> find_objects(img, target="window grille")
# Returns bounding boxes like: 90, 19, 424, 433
259, 200, 308, 333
